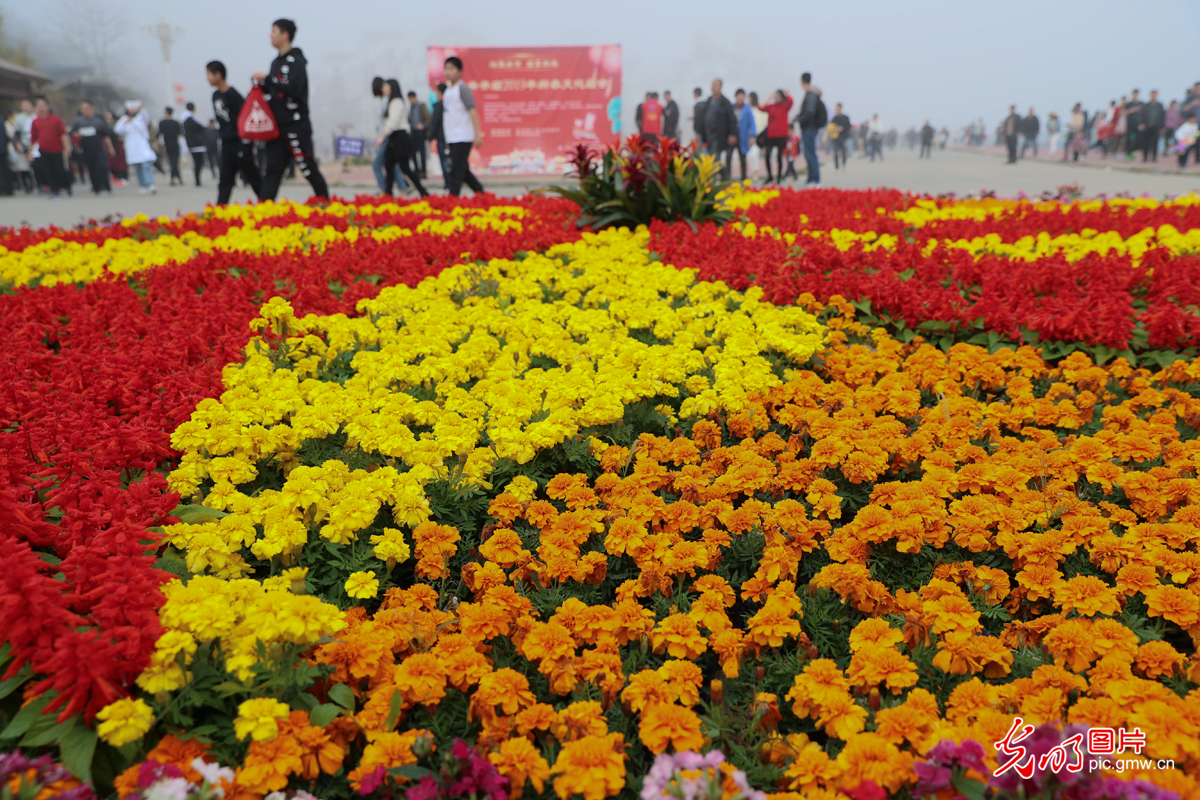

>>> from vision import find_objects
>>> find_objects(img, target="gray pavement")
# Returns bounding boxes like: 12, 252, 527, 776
5, 147, 1200, 230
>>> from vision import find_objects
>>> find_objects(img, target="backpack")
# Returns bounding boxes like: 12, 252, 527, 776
238, 85, 279, 142
815, 97, 828, 129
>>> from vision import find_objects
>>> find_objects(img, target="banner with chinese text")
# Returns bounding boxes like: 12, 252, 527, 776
426, 45, 622, 175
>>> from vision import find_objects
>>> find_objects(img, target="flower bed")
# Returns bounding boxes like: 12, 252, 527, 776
3, 189, 1200, 800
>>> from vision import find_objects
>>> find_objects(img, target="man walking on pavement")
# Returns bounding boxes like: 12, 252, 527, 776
407, 90, 430, 178
796, 72, 825, 186
69, 100, 113, 195
1123, 90, 1144, 160
691, 87, 706, 149
207, 59, 263, 204
158, 107, 183, 184
919, 120, 934, 159
702, 79, 737, 180
829, 103, 850, 169
441, 55, 485, 197
181, 102, 208, 187
30, 96, 71, 197
1004, 105, 1021, 163
1141, 90, 1164, 163
252, 18, 329, 200
426, 82, 450, 189
662, 90, 679, 140
1021, 108, 1039, 158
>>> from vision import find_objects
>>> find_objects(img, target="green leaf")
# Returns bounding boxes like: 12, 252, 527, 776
169, 504, 229, 524
389, 765, 435, 780
60, 727, 98, 783
0, 669, 31, 701
20, 714, 76, 748
0, 695, 50, 740
384, 688, 403, 730
328, 682, 356, 711
951, 774, 988, 800
212, 681, 249, 696
309, 703, 342, 728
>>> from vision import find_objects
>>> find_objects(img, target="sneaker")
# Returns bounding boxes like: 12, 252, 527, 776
139, 187, 148, 195
150, 186, 157, 195
107, 191, 114, 197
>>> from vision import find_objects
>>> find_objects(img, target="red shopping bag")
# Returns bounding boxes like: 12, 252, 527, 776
238, 84, 279, 141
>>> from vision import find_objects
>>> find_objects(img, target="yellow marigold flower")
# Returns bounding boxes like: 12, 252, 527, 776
96, 697, 154, 746
369, 529, 411, 563
550, 733, 626, 800
639, 702, 705, 754
345, 570, 380, 599
505, 475, 539, 502
234, 697, 291, 742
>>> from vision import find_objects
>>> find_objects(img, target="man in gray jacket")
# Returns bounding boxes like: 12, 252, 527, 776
702, 79, 738, 180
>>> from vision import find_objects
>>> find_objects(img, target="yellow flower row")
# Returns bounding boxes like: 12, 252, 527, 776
892, 194, 1200, 226
0, 201, 531, 288
164, 227, 825, 579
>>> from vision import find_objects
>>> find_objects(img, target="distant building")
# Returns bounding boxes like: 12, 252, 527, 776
44, 66, 126, 114
0, 56, 51, 101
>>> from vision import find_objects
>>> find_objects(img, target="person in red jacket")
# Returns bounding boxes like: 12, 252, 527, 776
758, 89, 792, 184
29, 96, 71, 197
636, 91, 663, 145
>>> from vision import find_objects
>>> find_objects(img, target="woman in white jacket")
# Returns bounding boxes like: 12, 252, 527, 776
114, 101, 157, 194
379, 79, 427, 197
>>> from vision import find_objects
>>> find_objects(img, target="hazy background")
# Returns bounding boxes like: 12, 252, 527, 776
6, 0, 1200, 152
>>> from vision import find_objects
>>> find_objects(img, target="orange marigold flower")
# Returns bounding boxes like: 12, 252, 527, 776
658, 660, 703, 707
472, 668, 536, 717
347, 729, 429, 792
1144, 585, 1200, 627
650, 613, 707, 659
746, 597, 802, 650
846, 645, 919, 694
622, 669, 671, 714
237, 735, 304, 794
549, 733, 626, 800
1135, 640, 1186, 680
393, 653, 448, 707
1015, 565, 1066, 602
516, 703, 558, 736
489, 737, 551, 800
848, 618, 904, 652
1042, 619, 1096, 672
834, 732, 914, 794
478, 528, 528, 568
1055, 575, 1121, 617
639, 702, 705, 754
552, 700, 609, 742
487, 493, 524, 524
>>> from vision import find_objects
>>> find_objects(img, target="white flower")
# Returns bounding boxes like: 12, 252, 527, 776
145, 777, 191, 800
190, 758, 234, 799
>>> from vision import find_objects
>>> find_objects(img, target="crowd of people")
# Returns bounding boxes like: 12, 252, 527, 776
1, 18, 488, 203
969, 83, 1200, 168
634, 74, 950, 186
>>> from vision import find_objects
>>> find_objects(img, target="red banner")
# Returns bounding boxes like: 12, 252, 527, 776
427, 45, 622, 175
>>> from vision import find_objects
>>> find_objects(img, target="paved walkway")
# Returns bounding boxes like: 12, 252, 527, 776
5, 148, 1200, 230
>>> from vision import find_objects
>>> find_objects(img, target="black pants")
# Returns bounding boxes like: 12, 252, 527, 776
384, 130, 427, 197
764, 137, 786, 180
708, 144, 732, 180
1179, 143, 1197, 168
1006, 135, 1018, 163
191, 151, 206, 186
1142, 127, 1160, 161
446, 141, 484, 196
919, 142, 932, 159
832, 140, 847, 168
209, 148, 218, 178
260, 124, 329, 201
722, 146, 745, 181
37, 152, 69, 193
82, 143, 110, 193
782, 159, 797, 180
165, 146, 182, 182
409, 130, 427, 177
1021, 134, 1037, 157
217, 140, 263, 204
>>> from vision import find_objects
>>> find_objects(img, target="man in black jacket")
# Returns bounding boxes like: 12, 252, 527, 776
919, 121, 934, 159
158, 107, 183, 184
69, 100, 113, 195
691, 87, 706, 148
1003, 105, 1021, 163
796, 72, 824, 185
702, 79, 737, 179
662, 91, 679, 140
207, 60, 263, 204
251, 18, 329, 200
1141, 89, 1164, 162
182, 102, 208, 187
1021, 108, 1040, 158
426, 82, 450, 189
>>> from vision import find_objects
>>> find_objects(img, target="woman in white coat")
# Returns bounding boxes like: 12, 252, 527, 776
113, 101, 157, 194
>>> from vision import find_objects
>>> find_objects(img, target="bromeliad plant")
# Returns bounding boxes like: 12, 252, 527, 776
550, 137, 734, 231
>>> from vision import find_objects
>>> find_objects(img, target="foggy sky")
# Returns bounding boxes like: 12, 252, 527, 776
7, 0, 1200, 149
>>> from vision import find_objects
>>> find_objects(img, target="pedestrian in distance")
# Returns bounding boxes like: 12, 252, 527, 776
1141, 90, 1164, 163
1003, 105, 1021, 163
1123, 90, 1143, 160
1020, 108, 1039, 158
662, 90, 679, 140
406, 90, 430, 178
636, 91, 663, 145
1175, 113, 1198, 168
919, 120, 934, 159
103, 110, 127, 187
734, 88, 754, 181
828, 103, 850, 169
181, 102, 208, 187
701, 79, 738, 180
114, 101, 157, 195
206, 60, 263, 204
252, 18, 330, 201
691, 87, 706, 148
426, 82, 450, 189
204, 121, 220, 179
29, 96, 70, 197
758, 90, 792, 184
69, 99, 113, 195
795, 72, 825, 186
158, 107, 183, 184
441, 56, 485, 197
370, 77, 407, 194
378, 78, 428, 197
